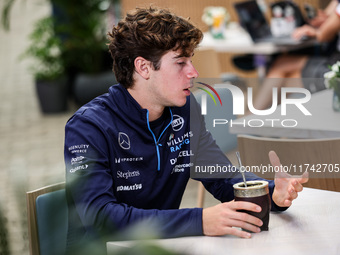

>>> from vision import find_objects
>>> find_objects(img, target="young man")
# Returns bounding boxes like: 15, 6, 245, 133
64, 7, 308, 255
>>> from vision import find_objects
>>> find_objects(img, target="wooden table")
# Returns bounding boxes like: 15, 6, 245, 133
199, 23, 318, 79
107, 188, 340, 255
199, 23, 318, 55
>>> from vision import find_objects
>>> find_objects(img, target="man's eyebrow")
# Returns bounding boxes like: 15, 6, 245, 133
173, 52, 194, 59
173, 54, 184, 59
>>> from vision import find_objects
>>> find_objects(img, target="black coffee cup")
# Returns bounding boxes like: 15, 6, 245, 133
233, 180, 271, 231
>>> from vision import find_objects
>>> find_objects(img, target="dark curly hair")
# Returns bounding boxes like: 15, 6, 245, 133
108, 7, 203, 88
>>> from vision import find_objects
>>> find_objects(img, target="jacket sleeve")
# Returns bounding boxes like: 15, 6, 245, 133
65, 115, 203, 241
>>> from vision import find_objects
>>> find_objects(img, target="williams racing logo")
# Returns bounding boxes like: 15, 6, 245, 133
167, 131, 193, 152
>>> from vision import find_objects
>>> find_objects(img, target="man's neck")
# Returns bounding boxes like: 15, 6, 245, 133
127, 87, 164, 122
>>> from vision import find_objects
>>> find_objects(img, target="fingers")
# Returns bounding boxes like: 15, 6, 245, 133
270, 151, 291, 179
299, 171, 309, 184
285, 178, 305, 205
283, 199, 293, 207
291, 179, 303, 192
225, 227, 252, 239
289, 186, 299, 199
269, 150, 281, 168
235, 214, 263, 233
270, 151, 309, 185
225, 219, 261, 238
273, 175, 307, 207
229, 201, 263, 232
279, 187, 297, 207
291, 172, 309, 193
286, 179, 302, 197
202, 201, 264, 238
231, 201, 261, 213
283, 191, 297, 207
292, 25, 316, 40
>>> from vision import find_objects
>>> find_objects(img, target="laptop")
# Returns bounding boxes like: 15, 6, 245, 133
234, 0, 309, 45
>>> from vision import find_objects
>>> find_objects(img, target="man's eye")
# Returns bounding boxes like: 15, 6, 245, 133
178, 62, 186, 65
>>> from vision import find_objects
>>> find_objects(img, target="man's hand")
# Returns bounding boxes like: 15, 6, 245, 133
269, 151, 309, 207
202, 201, 263, 238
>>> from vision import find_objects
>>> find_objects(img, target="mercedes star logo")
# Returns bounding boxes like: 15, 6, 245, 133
118, 132, 130, 150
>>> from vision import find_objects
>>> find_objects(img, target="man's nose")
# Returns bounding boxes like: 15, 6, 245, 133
188, 63, 199, 79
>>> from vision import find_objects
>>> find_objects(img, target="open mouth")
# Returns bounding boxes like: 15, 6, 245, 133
183, 88, 191, 95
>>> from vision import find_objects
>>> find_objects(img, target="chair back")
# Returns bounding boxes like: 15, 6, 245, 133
193, 86, 238, 207
237, 135, 340, 191
26, 182, 67, 255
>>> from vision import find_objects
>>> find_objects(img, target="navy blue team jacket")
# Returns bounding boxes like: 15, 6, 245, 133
64, 84, 284, 254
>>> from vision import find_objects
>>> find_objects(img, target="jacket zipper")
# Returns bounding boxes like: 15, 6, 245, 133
146, 109, 173, 171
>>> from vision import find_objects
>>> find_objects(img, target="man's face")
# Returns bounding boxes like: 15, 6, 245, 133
147, 49, 199, 108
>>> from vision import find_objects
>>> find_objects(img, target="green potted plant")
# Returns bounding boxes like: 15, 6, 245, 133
21, 16, 68, 113
51, 0, 117, 106
3, 0, 118, 107
324, 61, 340, 112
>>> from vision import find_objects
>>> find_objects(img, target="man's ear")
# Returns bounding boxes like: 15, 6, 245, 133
134, 56, 151, 80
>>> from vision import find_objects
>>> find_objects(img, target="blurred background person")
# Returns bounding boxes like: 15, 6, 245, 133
253, 0, 340, 110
